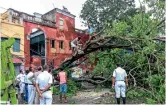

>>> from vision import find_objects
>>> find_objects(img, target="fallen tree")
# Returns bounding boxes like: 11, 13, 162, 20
53, 24, 165, 86
55, 36, 137, 71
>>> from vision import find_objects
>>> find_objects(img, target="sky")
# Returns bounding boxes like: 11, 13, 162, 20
0, 0, 141, 29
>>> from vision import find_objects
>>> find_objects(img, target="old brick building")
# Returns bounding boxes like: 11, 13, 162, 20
5, 8, 90, 69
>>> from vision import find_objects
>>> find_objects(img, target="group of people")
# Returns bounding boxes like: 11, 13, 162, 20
16, 66, 67, 105
16, 64, 128, 105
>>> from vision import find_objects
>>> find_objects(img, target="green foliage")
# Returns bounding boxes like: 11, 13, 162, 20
145, 0, 165, 20
145, 75, 165, 103
146, 98, 157, 104
53, 80, 79, 98
88, 52, 97, 64
90, 12, 165, 104
66, 80, 78, 98
127, 88, 145, 99
80, 0, 135, 31
53, 86, 60, 95
79, 0, 165, 104
111, 22, 131, 36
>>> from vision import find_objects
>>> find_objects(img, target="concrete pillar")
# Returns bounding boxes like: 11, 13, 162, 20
19, 17, 23, 25
8, 10, 12, 23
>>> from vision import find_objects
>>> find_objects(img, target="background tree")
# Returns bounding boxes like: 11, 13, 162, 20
80, 0, 136, 31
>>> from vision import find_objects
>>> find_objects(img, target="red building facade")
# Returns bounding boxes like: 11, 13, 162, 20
23, 8, 79, 68
8, 8, 92, 70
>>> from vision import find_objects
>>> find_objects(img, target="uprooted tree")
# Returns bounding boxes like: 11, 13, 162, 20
53, 0, 165, 104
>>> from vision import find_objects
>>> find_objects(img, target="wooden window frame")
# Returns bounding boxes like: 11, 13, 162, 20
59, 40, 64, 49
51, 40, 55, 48
59, 18, 64, 30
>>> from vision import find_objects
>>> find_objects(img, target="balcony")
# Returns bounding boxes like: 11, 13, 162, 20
9, 8, 56, 28
23, 14, 56, 28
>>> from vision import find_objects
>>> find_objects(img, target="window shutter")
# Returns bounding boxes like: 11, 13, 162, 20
13, 39, 20, 52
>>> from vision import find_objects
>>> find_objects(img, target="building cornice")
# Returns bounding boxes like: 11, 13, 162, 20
55, 8, 76, 19
1, 21, 24, 27
43, 8, 76, 19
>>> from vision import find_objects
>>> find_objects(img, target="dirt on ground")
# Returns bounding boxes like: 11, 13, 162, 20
52, 88, 144, 104
19, 88, 144, 104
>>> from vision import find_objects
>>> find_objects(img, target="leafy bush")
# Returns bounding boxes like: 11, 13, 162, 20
146, 98, 157, 104
66, 80, 79, 97
127, 88, 145, 99
53, 86, 60, 95
52, 79, 79, 98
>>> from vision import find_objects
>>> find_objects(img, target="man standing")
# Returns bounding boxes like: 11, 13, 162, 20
36, 65, 53, 105
16, 70, 25, 100
57, 68, 67, 103
24, 69, 29, 103
27, 67, 35, 105
87, 24, 97, 40
88, 24, 94, 35
34, 66, 42, 104
112, 64, 128, 104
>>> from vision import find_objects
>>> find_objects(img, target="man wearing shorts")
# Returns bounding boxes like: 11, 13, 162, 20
57, 68, 67, 103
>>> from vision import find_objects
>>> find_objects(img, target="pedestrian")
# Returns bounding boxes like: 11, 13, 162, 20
34, 66, 42, 104
24, 69, 29, 103
16, 70, 25, 101
27, 67, 35, 105
57, 68, 67, 103
36, 65, 53, 105
71, 37, 83, 55
112, 64, 128, 104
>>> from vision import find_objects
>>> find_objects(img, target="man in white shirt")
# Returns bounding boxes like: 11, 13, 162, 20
16, 70, 25, 98
36, 65, 53, 105
27, 67, 35, 105
112, 64, 128, 104
34, 66, 42, 104
71, 37, 83, 55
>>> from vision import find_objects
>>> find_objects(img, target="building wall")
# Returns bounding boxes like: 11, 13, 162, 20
0, 12, 24, 57
42, 10, 56, 22
24, 21, 77, 68
55, 11, 75, 32
24, 9, 78, 68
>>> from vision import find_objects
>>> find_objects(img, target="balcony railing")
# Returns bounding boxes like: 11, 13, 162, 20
10, 9, 56, 28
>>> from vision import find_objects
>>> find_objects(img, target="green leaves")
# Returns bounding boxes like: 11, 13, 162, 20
79, 0, 165, 103
80, 0, 135, 30
89, 52, 97, 64
67, 80, 79, 97
146, 98, 157, 104
112, 22, 130, 36
127, 88, 145, 99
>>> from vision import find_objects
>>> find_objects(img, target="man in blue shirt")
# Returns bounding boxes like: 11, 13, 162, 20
88, 25, 94, 35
